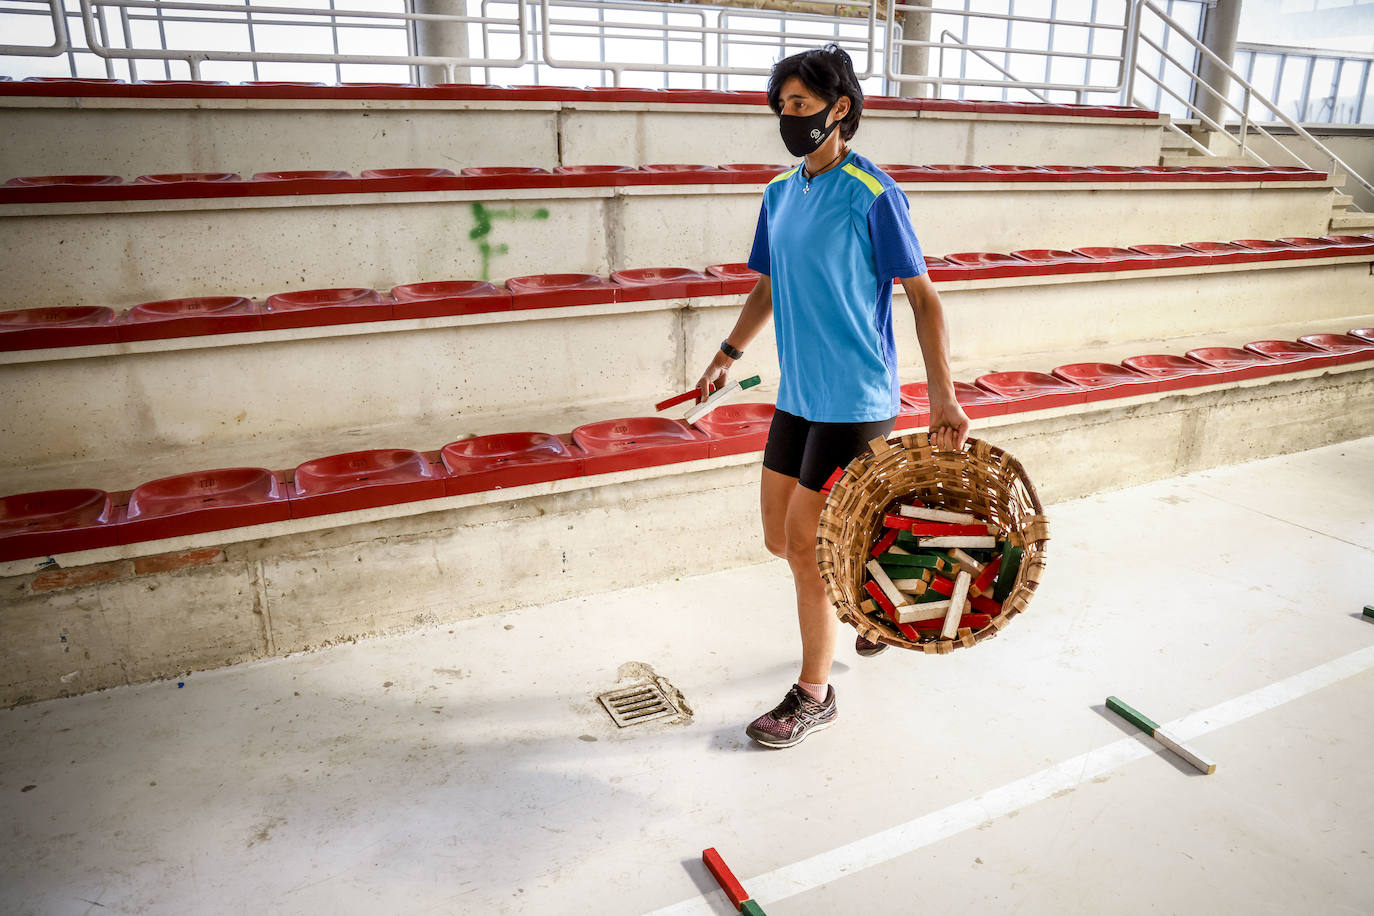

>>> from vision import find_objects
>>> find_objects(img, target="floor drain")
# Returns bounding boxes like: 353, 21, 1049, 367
597, 682, 680, 728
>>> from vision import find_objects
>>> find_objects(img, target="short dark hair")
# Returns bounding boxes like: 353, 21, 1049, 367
765, 43, 865, 141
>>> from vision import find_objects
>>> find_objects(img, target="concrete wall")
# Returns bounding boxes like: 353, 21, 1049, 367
0, 180, 1338, 310
4, 363, 1371, 706
0, 97, 1165, 178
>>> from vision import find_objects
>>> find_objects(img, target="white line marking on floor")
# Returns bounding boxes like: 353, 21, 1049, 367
646, 643, 1374, 915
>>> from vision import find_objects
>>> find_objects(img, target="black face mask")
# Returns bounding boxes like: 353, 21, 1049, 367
779, 99, 840, 157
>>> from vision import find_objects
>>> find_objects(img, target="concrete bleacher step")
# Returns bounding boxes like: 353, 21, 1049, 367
3, 318, 1369, 705
1160, 154, 1261, 168
0, 170, 1339, 310
3, 247, 1369, 488
0, 83, 1169, 177
1330, 211, 1374, 232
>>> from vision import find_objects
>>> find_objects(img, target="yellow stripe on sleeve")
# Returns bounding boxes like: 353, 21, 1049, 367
841, 162, 884, 196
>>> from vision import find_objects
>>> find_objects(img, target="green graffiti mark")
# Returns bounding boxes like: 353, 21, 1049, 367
470, 203, 552, 281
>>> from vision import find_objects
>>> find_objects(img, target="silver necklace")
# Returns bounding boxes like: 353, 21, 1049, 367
802, 147, 847, 194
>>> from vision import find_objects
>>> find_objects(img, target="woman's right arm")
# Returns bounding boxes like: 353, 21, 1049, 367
695, 275, 773, 399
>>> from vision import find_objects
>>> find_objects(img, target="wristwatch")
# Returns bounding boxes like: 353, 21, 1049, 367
720, 340, 744, 360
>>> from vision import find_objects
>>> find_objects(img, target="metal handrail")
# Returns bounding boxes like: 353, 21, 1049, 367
1130, 0, 1373, 201
934, 28, 1050, 102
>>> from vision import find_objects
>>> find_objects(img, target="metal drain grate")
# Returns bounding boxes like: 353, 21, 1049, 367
597, 682, 679, 727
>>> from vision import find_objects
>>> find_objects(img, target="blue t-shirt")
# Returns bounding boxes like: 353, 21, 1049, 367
748, 150, 927, 422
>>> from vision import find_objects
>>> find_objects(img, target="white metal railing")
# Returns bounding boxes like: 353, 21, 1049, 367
1126, 0, 1372, 202
1232, 41, 1374, 126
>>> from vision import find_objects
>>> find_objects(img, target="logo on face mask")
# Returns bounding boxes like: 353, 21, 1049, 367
810, 128, 822, 140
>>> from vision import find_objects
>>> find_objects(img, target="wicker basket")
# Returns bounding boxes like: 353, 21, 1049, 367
816, 432, 1049, 654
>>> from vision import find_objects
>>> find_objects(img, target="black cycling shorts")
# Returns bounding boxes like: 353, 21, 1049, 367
762, 407, 897, 492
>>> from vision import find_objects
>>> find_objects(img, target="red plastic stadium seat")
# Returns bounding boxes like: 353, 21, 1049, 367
1120, 354, 1219, 392
505, 273, 618, 310
975, 370, 1087, 411
1243, 339, 1333, 371
252, 170, 351, 181
289, 448, 445, 518
1126, 244, 1209, 268
390, 279, 511, 318
983, 165, 1053, 181
639, 164, 727, 184
1347, 328, 1374, 344
1273, 237, 1348, 257
691, 403, 776, 457
1072, 246, 1156, 266
1009, 249, 1094, 274
136, 172, 240, 183
442, 432, 584, 496
121, 468, 290, 542
4, 174, 122, 187
0, 489, 118, 561
899, 380, 1008, 419
359, 167, 464, 191
1051, 362, 1159, 399
571, 417, 710, 474
943, 252, 1038, 278
263, 287, 389, 329
1319, 235, 1374, 255
1231, 238, 1298, 253
121, 296, 260, 341
459, 166, 559, 189
0, 306, 119, 350
705, 263, 762, 295
716, 163, 789, 184
611, 267, 723, 300
553, 165, 639, 187
1297, 333, 1374, 357
1183, 346, 1281, 382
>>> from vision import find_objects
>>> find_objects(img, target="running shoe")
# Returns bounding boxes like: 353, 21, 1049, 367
855, 633, 888, 657
744, 684, 837, 748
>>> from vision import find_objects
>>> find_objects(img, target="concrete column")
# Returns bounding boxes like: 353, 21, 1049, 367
898, 2, 932, 99
414, 0, 471, 86
1194, 0, 1242, 137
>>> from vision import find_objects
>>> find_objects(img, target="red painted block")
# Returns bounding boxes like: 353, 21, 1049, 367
819, 466, 845, 494
864, 581, 920, 639
693, 403, 776, 458
121, 296, 261, 341
975, 371, 1087, 412
913, 613, 992, 631
705, 263, 763, 295
288, 449, 446, 518
870, 528, 900, 558
969, 594, 1003, 615
701, 848, 749, 911
442, 432, 584, 495
262, 287, 390, 329
971, 558, 999, 596
0, 489, 120, 561
1051, 362, 1160, 400
571, 417, 710, 475
0, 306, 119, 350
655, 385, 713, 412
119, 468, 290, 543
390, 280, 512, 318
506, 273, 619, 310
611, 267, 723, 301
883, 519, 988, 537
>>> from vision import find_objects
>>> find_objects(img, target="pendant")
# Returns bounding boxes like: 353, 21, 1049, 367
803, 183, 810, 194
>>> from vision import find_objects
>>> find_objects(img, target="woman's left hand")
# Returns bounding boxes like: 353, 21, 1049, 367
928, 389, 970, 452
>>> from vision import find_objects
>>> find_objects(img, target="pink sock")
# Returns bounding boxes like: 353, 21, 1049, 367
797, 679, 827, 702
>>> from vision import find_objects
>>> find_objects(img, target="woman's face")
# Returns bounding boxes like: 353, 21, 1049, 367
777, 75, 849, 124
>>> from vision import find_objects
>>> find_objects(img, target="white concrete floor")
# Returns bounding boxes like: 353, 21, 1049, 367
3, 439, 1373, 916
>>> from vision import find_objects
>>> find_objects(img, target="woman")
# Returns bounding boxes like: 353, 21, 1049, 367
695, 44, 971, 748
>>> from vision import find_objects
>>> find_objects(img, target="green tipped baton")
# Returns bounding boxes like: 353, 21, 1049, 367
1364, 605, 1374, 620
1106, 696, 1217, 775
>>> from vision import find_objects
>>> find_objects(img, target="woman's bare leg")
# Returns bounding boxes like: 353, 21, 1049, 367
784, 484, 837, 685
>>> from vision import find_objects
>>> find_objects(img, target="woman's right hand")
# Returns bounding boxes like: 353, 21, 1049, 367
695, 351, 733, 402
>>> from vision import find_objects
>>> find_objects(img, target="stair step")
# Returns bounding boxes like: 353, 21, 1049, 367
1160, 154, 1262, 168
1330, 212, 1374, 232
1333, 193, 1354, 208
